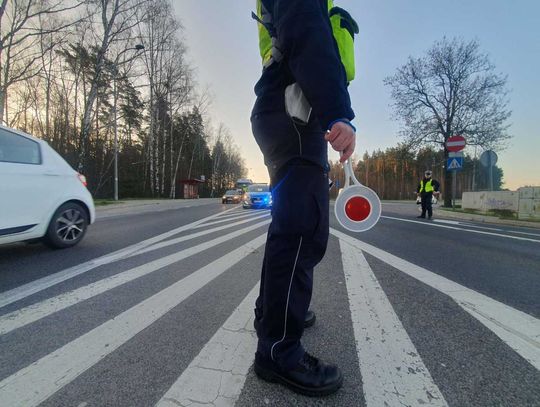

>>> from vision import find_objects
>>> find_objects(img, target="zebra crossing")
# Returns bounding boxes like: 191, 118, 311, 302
0, 206, 538, 406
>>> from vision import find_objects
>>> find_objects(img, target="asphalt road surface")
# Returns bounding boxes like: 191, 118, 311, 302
0, 200, 539, 407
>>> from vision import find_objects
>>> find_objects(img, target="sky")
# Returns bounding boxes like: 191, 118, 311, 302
172, 0, 540, 190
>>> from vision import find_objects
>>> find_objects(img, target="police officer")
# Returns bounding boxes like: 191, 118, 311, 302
416, 170, 440, 220
251, 0, 357, 396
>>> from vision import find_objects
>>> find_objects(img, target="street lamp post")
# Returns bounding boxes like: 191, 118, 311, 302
113, 44, 145, 201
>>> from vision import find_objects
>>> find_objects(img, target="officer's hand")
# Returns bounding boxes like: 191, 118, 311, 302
325, 121, 355, 163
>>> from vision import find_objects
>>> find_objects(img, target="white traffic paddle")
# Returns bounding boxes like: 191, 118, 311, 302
334, 158, 381, 232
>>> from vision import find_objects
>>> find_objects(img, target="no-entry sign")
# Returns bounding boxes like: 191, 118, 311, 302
446, 135, 466, 152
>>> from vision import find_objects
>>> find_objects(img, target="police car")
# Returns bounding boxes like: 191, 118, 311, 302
243, 183, 272, 209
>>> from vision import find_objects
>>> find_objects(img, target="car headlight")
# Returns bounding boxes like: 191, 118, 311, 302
222, 196, 226, 199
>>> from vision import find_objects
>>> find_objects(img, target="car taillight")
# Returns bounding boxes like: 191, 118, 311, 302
77, 173, 88, 187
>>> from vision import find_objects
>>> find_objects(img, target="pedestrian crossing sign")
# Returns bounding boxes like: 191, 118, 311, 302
447, 157, 463, 171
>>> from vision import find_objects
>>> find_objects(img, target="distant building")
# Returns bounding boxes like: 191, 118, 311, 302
178, 178, 205, 199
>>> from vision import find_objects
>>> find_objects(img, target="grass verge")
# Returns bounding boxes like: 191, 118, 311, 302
93, 199, 125, 206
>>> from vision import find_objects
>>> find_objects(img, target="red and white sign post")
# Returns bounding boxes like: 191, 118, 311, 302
446, 135, 466, 152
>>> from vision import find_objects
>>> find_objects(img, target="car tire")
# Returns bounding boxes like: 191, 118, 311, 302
44, 202, 89, 249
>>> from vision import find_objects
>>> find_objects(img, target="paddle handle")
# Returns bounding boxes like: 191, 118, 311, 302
343, 158, 362, 188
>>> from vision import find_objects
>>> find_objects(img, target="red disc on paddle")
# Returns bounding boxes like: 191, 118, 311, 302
345, 196, 372, 222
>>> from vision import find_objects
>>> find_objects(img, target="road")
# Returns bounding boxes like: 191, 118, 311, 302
0, 200, 539, 407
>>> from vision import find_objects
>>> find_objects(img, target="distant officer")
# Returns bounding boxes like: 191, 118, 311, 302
251, 0, 358, 397
417, 170, 440, 219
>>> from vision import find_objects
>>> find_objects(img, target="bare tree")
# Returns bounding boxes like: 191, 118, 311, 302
0, 0, 84, 123
137, 0, 183, 195
384, 37, 511, 206
77, 0, 148, 172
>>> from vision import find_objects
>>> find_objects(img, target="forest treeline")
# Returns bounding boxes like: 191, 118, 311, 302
328, 146, 503, 201
1, 0, 246, 199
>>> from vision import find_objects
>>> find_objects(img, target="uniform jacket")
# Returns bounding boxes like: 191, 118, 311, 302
252, 0, 355, 130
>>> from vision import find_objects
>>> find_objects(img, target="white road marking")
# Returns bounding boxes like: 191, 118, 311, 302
193, 211, 269, 229
433, 219, 462, 225
448, 223, 503, 231
0, 207, 240, 310
135, 212, 270, 256
0, 234, 268, 407
216, 209, 267, 220
381, 215, 540, 243
332, 228, 540, 370
436, 220, 540, 237
0, 220, 270, 336
155, 284, 259, 407
339, 239, 448, 407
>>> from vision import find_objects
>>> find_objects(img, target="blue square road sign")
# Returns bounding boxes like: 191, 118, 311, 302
446, 157, 463, 171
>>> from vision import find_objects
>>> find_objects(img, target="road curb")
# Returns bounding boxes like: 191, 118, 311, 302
95, 198, 218, 213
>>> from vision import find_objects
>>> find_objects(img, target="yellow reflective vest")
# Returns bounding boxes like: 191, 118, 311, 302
253, 0, 359, 83
420, 179, 434, 193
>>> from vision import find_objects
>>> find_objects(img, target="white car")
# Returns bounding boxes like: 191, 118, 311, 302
0, 125, 95, 248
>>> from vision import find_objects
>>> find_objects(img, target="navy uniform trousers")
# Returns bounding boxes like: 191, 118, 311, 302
251, 110, 329, 370
420, 193, 434, 217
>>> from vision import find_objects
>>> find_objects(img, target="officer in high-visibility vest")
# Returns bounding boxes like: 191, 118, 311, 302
251, 0, 358, 397
417, 170, 441, 219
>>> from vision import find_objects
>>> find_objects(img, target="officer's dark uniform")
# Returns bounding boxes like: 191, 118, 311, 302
417, 176, 440, 219
251, 0, 354, 370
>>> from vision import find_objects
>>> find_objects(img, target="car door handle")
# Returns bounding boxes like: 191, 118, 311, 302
44, 171, 61, 176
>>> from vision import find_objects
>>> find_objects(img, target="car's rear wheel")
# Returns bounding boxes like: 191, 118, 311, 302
44, 202, 88, 249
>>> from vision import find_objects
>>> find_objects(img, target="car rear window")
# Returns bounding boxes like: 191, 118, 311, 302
0, 128, 41, 165
248, 184, 269, 192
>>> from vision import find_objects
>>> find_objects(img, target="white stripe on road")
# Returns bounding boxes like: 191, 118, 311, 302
0, 220, 270, 336
507, 229, 540, 237
332, 228, 540, 370
433, 219, 461, 225
381, 215, 540, 243
339, 239, 448, 407
0, 207, 239, 309
193, 211, 270, 229
0, 234, 267, 407
434, 220, 540, 237
216, 209, 266, 220
217, 210, 271, 221
156, 284, 259, 407
135, 212, 271, 256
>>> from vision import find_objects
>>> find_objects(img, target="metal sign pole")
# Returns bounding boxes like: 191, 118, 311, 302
488, 153, 493, 191
472, 146, 477, 192
452, 170, 457, 209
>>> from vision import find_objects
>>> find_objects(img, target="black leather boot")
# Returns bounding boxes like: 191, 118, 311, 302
254, 351, 343, 396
